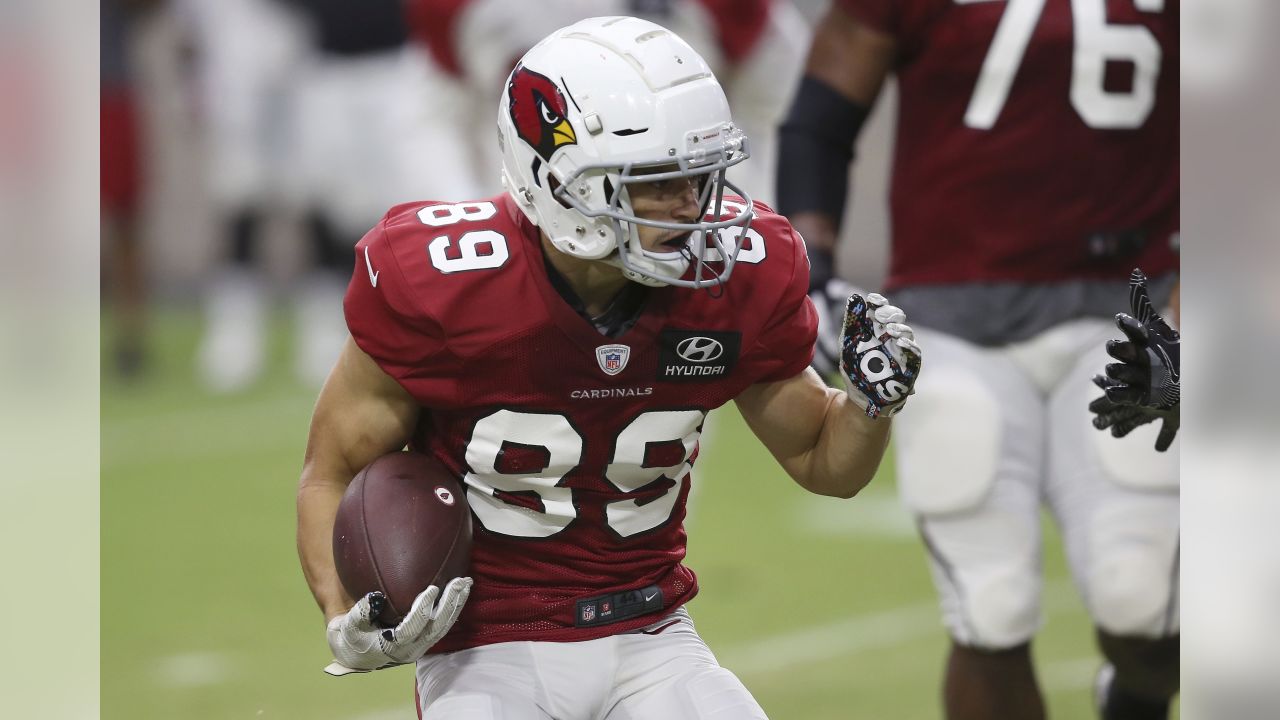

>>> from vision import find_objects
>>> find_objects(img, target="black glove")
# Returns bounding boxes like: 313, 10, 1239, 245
1089, 379, 1180, 452
1089, 268, 1180, 451
1098, 268, 1180, 409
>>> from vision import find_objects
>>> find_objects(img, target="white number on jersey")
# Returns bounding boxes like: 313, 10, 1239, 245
603, 410, 704, 538
417, 202, 497, 227
462, 409, 705, 539
701, 200, 766, 265
419, 201, 511, 273
961, 0, 1165, 130
464, 410, 581, 538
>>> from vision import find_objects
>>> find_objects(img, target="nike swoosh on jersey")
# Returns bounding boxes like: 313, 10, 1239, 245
364, 246, 379, 288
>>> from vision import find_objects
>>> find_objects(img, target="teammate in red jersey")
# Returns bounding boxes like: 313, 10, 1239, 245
778, 2, 1179, 719
297, 16, 922, 718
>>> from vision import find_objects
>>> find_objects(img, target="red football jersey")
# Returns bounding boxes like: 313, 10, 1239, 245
344, 193, 816, 652
838, 0, 1178, 287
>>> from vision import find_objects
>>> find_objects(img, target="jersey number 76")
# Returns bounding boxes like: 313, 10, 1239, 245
962, 0, 1165, 130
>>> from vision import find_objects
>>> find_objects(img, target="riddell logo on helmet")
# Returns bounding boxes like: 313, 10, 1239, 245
507, 65, 578, 162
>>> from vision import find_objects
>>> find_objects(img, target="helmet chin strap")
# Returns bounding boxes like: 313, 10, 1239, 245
611, 262, 680, 288
604, 221, 691, 288
601, 251, 686, 288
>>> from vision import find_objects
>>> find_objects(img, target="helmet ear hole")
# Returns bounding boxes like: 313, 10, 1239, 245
602, 178, 617, 206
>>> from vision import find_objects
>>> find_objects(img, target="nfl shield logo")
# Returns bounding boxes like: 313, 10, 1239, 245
595, 344, 631, 376
582, 605, 597, 622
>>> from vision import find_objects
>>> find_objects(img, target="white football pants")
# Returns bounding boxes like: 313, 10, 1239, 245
415, 607, 767, 719
893, 318, 1180, 649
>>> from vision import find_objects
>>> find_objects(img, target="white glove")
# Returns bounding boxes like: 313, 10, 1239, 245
839, 293, 922, 419
323, 577, 473, 676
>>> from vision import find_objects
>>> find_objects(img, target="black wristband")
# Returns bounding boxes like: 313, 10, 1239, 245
776, 76, 871, 223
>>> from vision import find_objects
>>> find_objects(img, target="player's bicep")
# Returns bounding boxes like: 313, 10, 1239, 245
805, 4, 897, 105
302, 337, 420, 489
734, 367, 834, 480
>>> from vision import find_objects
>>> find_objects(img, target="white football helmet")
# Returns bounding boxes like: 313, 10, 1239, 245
497, 16, 753, 288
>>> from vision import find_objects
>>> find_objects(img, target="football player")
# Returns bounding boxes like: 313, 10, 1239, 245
778, 2, 1179, 719
175, 0, 309, 391
297, 16, 922, 719
182, 0, 472, 392
102, 0, 158, 377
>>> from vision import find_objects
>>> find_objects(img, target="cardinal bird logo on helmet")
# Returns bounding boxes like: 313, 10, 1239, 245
508, 65, 578, 161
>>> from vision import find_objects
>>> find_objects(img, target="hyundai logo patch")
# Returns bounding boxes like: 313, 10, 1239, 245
658, 330, 740, 381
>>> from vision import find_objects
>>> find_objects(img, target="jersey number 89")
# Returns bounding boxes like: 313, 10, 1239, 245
462, 409, 705, 540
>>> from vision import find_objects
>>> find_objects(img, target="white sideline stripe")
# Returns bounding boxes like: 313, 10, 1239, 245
720, 580, 1080, 677
720, 602, 939, 676
153, 651, 234, 687
797, 491, 918, 539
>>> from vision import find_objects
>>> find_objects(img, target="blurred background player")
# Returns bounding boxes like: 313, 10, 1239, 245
778, 2, 1179, 719
405, 0, 810, 205
179, 0, 467, 391
175, 0, 307, 391
102, 0, 160, 378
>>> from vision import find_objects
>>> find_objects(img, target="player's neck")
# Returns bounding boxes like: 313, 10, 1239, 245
540, 234, 630, 317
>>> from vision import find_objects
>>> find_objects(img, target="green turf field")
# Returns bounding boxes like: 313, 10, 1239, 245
103, 307, 1122, 719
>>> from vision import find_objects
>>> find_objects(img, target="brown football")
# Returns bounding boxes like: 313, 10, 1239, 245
332, 451, 472, 627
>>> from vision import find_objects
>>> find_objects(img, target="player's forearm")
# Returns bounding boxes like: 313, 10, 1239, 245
800, 391, 891, 498
297, 470, 357, 622
790, 212, 840, 255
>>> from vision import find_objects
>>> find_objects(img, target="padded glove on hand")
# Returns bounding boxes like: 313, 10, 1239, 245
1089, 269, 1180, 451
324, 577, 472, 676
840, 293, 922, 419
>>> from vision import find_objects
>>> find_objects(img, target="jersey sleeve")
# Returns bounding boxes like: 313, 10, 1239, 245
344, 217, 448, 382
750, 222, 819, 383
